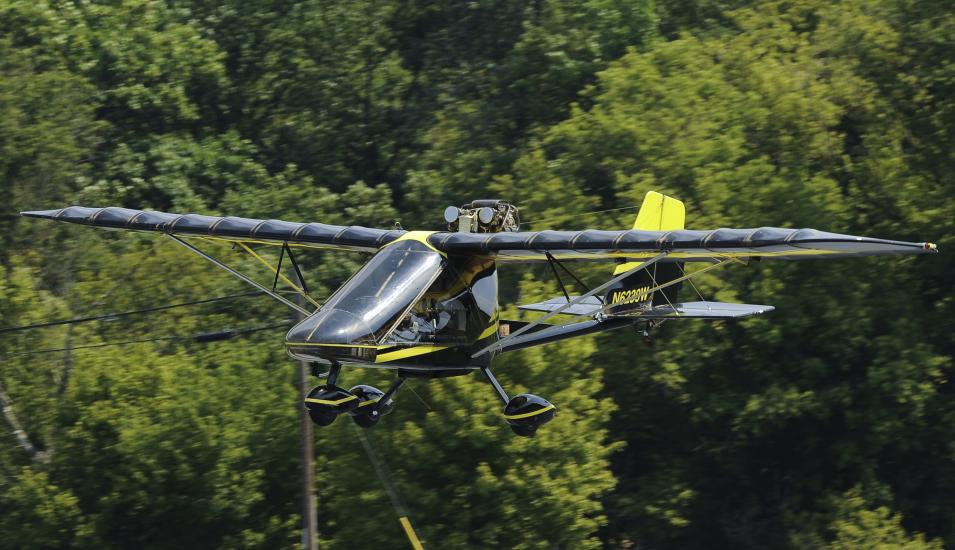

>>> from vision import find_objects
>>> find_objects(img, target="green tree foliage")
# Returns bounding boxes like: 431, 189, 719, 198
1, 0, 953, 548
515, 1, 953, 547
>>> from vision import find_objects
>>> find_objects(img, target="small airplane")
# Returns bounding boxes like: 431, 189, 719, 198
21, 192, 937, 436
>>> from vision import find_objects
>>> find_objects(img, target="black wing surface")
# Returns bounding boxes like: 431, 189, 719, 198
20, 206, 404, 252
21, 207, 936, 261
425, 227, 936, 262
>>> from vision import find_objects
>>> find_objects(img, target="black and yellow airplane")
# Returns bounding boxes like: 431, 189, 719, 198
21, 192, 937, 436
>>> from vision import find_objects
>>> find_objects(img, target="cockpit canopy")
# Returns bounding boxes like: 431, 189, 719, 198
287, 240, 443, 346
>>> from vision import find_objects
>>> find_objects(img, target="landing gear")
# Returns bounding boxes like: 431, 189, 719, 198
304, 363, 403, 429
347, 383, 398, 428
304, 363, 358, 426
503, 393, 557, 436
481, 367, 557, 437
640, 321, 654, 345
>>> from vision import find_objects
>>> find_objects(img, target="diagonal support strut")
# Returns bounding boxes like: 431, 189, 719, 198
471, 252, 669, 358
489, 256, 739, 353
168, 235, 312, 315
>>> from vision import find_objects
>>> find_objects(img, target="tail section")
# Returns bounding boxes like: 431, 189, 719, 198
605, 192, 685, 314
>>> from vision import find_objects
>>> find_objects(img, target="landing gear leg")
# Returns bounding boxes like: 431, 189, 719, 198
481, 367, 509, 405
481, 366, 557, 437
326, 362, 342, 386
374, 376, 407, 413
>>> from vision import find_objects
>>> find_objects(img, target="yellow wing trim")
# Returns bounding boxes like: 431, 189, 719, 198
382, 231, 443, 256
193, 235, 372, 252
490, 249, 839, 263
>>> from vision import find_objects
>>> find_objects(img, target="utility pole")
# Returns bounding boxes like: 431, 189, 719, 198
295, 282, 318, 550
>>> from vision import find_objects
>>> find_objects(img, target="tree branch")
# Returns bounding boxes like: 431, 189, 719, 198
0, 379, 49, 463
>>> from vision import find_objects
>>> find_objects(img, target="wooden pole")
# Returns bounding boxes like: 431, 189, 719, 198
295, 282, 318, 550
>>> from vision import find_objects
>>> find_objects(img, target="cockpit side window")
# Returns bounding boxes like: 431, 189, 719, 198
385, 258, 495, 346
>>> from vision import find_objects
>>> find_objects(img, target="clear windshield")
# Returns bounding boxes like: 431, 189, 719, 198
286, 240, 443, 345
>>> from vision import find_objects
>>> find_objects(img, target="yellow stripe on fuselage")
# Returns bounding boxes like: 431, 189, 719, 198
285, 341, 450, 364
375, 345, 449, 363
304, 395, 358, 406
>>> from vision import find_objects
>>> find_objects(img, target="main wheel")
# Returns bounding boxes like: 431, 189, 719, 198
308, 409, 338, 427
304, 383, 359, 427
348, 384, 393, 428
503, 393, 557, 437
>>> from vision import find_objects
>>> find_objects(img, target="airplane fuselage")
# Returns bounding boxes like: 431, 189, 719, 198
285, 234, 500, 375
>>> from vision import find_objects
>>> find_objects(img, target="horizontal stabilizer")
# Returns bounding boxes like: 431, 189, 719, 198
627, 301, 774, 319
518, 296, 603, 316
518, 297, 773, 319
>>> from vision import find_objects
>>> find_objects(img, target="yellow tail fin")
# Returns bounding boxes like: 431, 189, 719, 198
613, 192, 685, 275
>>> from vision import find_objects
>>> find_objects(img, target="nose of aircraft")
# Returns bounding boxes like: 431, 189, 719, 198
286, 308, 378, 346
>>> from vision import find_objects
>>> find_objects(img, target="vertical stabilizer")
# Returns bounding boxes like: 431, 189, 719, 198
605, 192, 685, 313
614, 191, 685, 273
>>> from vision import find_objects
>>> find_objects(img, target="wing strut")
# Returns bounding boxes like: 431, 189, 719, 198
495, 256, 742, 353
545, 253, 571, 302
236, 242, 322, 308
545, 252, 603, 304
471, 252, 668, 358
285, 243, 310, 295
168, 235, 312, 316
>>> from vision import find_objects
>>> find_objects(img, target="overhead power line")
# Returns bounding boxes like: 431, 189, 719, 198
521, 203, 643, 226
2, 321, 292, 358
0, 291, 266, 335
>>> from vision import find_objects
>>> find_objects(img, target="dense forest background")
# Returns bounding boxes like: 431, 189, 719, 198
0, 0, 952, 548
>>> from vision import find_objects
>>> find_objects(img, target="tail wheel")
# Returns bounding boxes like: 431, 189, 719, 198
304, 384, 359, 427
348, 384, 393, 428
503, 393, 557, 437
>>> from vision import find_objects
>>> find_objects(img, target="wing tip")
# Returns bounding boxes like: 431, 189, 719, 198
19, 209, 62, 219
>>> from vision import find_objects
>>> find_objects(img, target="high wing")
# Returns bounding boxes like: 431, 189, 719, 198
428, 227, 936, 262
21, 205, 936, 261
20, 206, 405, 252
